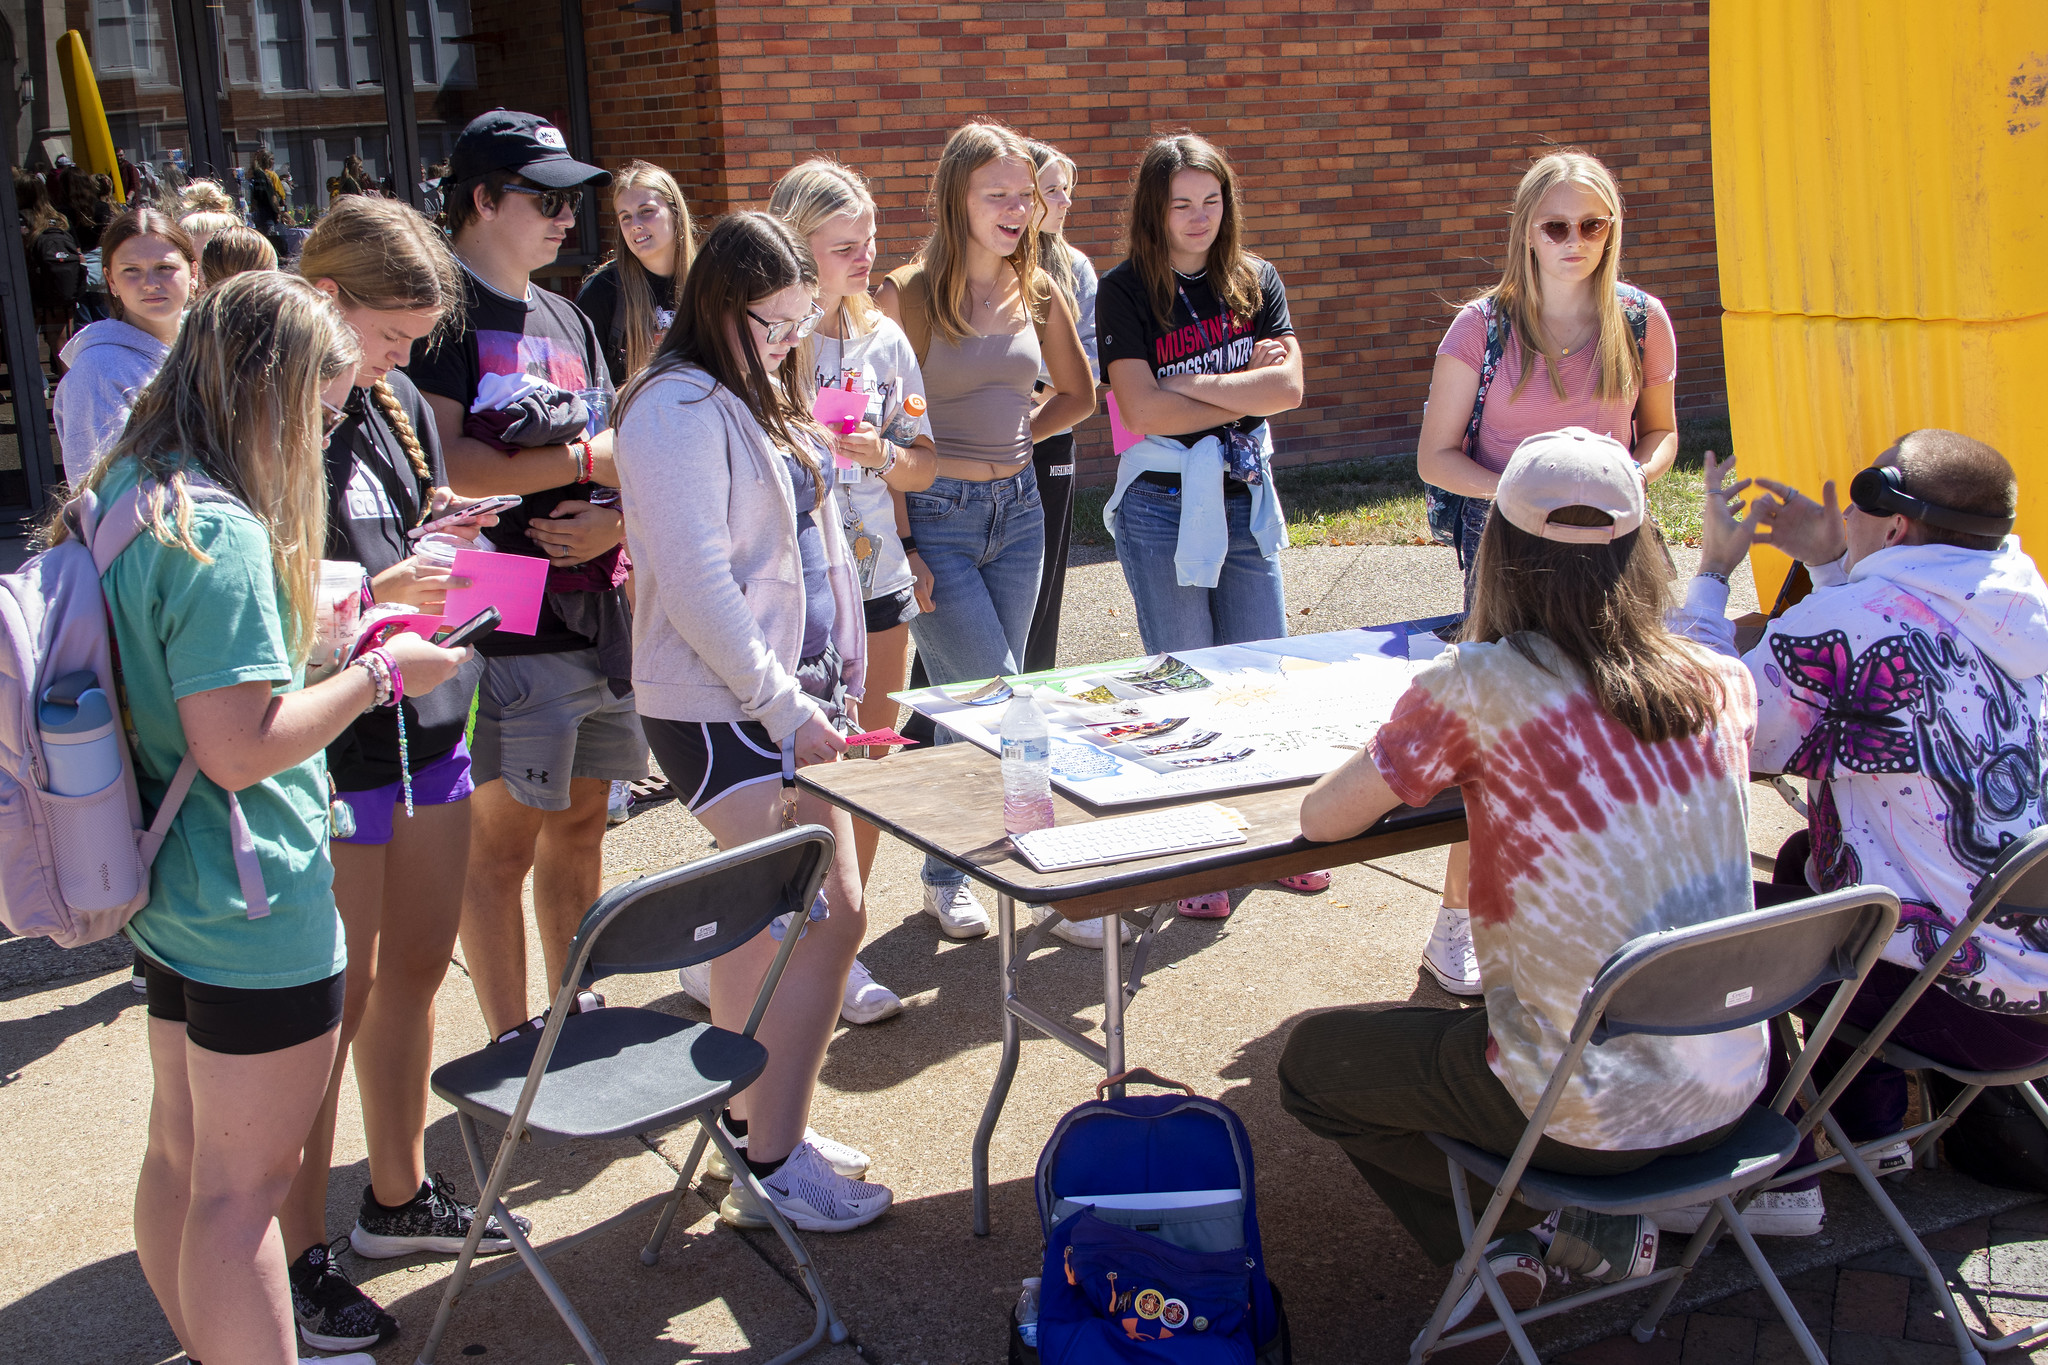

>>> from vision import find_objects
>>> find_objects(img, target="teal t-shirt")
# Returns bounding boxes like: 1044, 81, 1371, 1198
99, 458, 343, 989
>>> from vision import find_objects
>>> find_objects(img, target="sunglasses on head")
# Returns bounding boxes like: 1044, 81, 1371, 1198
500, 183, 578, 218
1537, 216, 1613, 245
747, 299, 824, 345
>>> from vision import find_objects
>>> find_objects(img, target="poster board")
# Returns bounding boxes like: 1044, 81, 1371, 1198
894, 621, 1458, 808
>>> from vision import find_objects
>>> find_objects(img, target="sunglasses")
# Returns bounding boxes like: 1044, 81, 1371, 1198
1537, 216, 1613, 245
747, 299, 825, 345
500, 183, 578, 219
321, 400, 349, 438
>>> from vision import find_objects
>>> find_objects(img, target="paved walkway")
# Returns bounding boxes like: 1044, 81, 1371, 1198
7, 543, 2048, 1363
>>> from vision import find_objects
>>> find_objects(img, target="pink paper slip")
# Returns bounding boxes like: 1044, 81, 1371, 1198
811, 387, 868, 434
1106, 392, 1141, 455
444, 550, 549, 636
842, 728, 917, 748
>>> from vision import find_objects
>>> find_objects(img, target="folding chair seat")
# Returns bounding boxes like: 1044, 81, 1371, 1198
416, 825, 851, 1365
1410, 885, 1902, 1365
1761, 826, 2048, 1365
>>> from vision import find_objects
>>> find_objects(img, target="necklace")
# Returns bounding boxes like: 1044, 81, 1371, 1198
967, 270, 1003, 314
1553, 318, 1598, 357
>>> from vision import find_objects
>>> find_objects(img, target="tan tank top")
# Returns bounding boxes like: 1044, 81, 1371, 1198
919, 324, 1041, 471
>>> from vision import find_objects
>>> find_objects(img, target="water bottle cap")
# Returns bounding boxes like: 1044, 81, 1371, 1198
1013, 684, 1034, 699
39, 673, 113, 734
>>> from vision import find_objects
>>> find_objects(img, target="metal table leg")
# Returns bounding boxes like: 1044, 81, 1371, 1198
1102, 907, 1126, 1097
973, 891, 1023, 1236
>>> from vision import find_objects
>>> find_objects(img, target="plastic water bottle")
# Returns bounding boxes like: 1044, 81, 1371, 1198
1015, 1275, 1042, 1349
38, 671, 123, 796
1001, 684, 1054, 835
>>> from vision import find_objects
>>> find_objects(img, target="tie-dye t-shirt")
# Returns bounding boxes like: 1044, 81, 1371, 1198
1372, 635, 1766, 1150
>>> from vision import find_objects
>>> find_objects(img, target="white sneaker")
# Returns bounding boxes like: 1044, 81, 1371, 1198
1652, 1186, 1824, 1237
606, 779, 632, 825
1422, 903, 1483, 996
302, 1355, 379, 1364
1865, 1138, 1915, 1179
922, 881, 991, 938
1413, 1230, 1546, 1365
705, 1125, 872, 1182
1033, 903, 1134, 949
676, 960, 712, 1009
841, 957, 902, 1024
717, 1141, 893, 1232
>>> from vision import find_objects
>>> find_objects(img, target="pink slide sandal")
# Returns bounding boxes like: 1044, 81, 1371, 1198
1276, 870, 1333, 894
1176, 892, 1233, 919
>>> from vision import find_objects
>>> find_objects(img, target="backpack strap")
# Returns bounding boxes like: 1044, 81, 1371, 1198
79, 475, 272, 919
1615, 281, 1651, 354
1462, 296, 1510, 455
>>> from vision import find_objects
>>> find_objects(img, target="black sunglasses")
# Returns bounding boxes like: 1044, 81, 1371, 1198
500, 183, 578, 219
1537, 216, 1613, 245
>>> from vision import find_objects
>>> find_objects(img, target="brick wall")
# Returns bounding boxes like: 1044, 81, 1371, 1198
587, 0, 1722, 482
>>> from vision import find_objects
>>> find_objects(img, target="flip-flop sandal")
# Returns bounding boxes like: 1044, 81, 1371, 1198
1276, 870, 1333, 894
1177, 892, 1233, 919
488, 990, 605, 1046
628, 776, 673, 803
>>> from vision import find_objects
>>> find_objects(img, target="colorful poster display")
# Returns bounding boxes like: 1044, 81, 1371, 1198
894, 623, 1456, 807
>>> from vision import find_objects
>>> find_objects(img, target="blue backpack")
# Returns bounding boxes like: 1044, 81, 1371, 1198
1029, 1071, 1289, 1365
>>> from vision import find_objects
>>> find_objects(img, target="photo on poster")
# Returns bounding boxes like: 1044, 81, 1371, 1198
1116, 655, 1214, 694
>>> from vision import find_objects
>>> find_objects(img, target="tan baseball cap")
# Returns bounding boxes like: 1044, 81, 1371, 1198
1494, 427, 1646, 544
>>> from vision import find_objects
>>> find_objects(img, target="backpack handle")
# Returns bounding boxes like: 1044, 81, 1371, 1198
1096, 1068, 1194, 1099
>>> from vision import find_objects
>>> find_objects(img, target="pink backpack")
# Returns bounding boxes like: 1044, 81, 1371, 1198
0, 481, 269, 947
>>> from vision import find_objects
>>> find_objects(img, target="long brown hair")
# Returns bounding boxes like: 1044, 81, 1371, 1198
48, 273, 358, 661
616, 211, 822, 472
296, 195, 464, 489
1481, 150, 1640, 404
594, 160, 695, 381
1464, 507, 1722, 744
1124, 134, 1260, 331
914, 122, 1049, 346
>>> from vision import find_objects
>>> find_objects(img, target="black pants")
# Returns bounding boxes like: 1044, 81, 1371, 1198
1024, 431, 1077, 674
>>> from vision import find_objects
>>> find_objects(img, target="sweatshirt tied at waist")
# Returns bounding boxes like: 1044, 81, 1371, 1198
1102, 423, 1286, 589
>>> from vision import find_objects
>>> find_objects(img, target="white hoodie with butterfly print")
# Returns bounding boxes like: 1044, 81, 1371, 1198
1675, 539, 2048, 1014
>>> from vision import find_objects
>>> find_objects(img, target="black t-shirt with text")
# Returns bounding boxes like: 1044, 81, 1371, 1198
1096, 257, 1294, 449
402, 267, 616, 656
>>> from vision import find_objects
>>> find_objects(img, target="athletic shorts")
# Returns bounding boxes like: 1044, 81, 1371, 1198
141, 956, 345, 1055
643, 715, 783, 814
471, 648, 649, 812
864, 585, 919, 634
333, 741, 474, 845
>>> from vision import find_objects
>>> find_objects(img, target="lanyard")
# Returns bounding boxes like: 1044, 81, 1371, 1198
779, 737, 798, 830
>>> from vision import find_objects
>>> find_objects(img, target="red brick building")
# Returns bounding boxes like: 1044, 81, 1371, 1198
580, 0, 1721, 479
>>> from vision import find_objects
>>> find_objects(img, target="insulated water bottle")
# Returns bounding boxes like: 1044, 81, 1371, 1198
38, 670, 122, 797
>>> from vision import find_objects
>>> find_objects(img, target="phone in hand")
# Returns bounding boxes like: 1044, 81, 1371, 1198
432, 606, 501, 649
411, 493, 523, 538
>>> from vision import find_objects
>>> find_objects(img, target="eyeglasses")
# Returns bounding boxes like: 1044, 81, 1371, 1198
321, 400, 350, 437
747, 299, 825, 345
1537, 216, 1614, 245
500, 183, 578, 219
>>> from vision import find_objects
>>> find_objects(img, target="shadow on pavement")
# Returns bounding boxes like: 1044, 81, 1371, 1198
0, 974, 138, 1086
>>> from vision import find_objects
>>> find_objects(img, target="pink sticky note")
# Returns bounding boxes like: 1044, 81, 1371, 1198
1106, 392, 1141, 455
842, 728, 917, 748
811, 387, 868, 434
445, 550, 549, 636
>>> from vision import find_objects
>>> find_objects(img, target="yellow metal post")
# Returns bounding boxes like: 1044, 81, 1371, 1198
55, 30, 125, 203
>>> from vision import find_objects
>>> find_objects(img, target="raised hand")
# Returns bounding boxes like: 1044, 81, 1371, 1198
1751, 474, 1848, 567
1699, 450, 1768, 577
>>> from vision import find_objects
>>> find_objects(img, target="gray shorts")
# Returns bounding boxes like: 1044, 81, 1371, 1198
470, 649, 649, 811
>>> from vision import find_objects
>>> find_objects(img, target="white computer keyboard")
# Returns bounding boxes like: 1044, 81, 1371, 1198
1011, 803, 1248, 873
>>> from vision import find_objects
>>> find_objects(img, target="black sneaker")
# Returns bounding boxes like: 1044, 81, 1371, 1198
349, 1171, 531, 1258
288, 1237, 397, 1352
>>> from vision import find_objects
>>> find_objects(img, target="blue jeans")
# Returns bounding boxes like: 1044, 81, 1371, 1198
1451, 495, 1492, 611
906, 469, 1044, 889
1113, 480, 1288, 654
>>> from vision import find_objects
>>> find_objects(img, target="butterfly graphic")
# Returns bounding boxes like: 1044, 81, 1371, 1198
1768, 630, 1925, 779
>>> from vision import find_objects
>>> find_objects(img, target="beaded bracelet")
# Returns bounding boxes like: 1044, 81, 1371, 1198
1696, 569, 1731, 586
370, 647, 405, 708
353, 652, 392, 710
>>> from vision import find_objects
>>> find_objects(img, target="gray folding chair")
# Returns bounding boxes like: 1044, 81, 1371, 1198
415, 825, 849, 1365
1762, 826, 2048, 1365
1410, 885, 1902, 1365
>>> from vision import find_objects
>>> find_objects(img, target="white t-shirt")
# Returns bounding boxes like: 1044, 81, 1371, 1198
810, 316, 933, 603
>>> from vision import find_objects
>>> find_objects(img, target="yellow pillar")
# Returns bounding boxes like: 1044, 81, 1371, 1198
1710, 1, 2047, 603
55, 30, 125, 202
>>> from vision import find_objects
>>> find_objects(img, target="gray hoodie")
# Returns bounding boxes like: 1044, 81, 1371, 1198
54, 320, 170, 485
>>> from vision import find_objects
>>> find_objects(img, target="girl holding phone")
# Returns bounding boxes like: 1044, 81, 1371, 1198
768, 158, 937, 1023
270, 196, 511, 1353
60, 272, 468, 1365
878, 122, 1094, 941
614, 212, 891, 1232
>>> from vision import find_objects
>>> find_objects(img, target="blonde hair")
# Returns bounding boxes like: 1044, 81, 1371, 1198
1027, 140, 1080, 315
200, 224, 277, 286
175, 179, 240, 254
52, 273, 358, 661
296, 196, 464, 490
916, 123, 1049, 346
771, 158, 883, 379
593, 160, 694, 382
1483, 149, 1640, 404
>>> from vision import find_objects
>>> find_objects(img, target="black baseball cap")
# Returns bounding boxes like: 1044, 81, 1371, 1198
448, 110, 609, 190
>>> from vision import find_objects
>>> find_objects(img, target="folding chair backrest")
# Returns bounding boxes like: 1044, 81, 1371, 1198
1587, 886, 1900, 1042
1972, 825, 2048, 927
567, 825, 835, 987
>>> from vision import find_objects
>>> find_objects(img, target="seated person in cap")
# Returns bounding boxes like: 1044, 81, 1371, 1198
1667, 429, 2048, 1232
1281, 427, 1764, 1362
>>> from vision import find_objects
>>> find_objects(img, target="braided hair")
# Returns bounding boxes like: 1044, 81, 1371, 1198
370, 377, 432, 488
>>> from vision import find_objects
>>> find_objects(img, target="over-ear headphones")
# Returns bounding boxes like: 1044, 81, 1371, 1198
1847, 465, 2015, 539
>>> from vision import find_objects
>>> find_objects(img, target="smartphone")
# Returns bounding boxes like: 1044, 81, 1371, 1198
412, 494, 523, 538
432, 606, 501, 649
